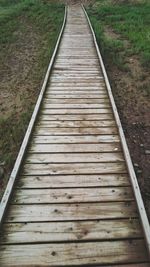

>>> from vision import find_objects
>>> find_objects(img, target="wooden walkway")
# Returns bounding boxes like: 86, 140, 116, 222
0, 3, 150, 266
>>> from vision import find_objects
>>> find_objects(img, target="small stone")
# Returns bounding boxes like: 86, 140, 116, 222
145, 150, 150, 155
0, 161, 5, 166
134, 163, 139, 168
140, 144, 144, 147
137, 169, 142, 174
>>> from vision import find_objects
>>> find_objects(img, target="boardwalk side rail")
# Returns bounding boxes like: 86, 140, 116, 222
0, 6, 67, 225
82, 4, 150, 256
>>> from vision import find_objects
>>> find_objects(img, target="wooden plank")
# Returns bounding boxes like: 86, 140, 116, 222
46, 92, 106, 96
46, 88, 106, 92
47, 91, 105, 96
6, 202, 138, 222
52, 70, 100, 73
29, 144, 123, 153
22, 162, 126, 176
43, 98, 109, 104
17, 174, 130, 189
51, 72, 101, 77
43, 103, 111, 109
36, 120, 115, 128
13, 187, 133, 204
55, 59, 99, 63
35, 127, 118, 135
48, 83, 105, 88
41, 108, 112, 115
33, 135, 120, 143
0, 240, 148, 266
39, 114, 114, 121
0, 219, 142, 244
52, 71, 100, 75
26, 152, 123, 163
45, 93, 107, 98
53, 67, 101, 71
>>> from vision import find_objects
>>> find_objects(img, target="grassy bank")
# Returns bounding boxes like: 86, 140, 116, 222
0, 0, 64, 198
87, 0, 150, 69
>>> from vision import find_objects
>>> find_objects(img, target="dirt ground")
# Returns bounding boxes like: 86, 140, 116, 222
0, 16, 54, 198
0, 19, 41, 120
102, 26, 150, 219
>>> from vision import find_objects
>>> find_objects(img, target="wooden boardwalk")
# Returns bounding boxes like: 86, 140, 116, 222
0, 3, 150, 266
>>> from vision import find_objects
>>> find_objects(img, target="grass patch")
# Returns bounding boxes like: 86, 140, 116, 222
87, 0, 150, 68
0, 0, 64, 197
0, 0, 64, 64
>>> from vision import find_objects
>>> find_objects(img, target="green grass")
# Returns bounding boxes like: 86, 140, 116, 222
0, 0, 64, 59
0, 0, 64, 197
87, 0, 150, 68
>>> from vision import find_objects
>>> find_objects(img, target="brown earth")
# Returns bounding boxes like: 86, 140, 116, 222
0, 16, 52, 198
102, 26, 150, 219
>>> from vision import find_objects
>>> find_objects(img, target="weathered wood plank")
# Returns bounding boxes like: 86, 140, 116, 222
53, 66, 99, 69
33, 135, 120, 144
39, 114, 114, 121
52, 71, 100, 75
41, 108, 112, 114
37, 120, 115, 127
13, 187, 133, 204
50, 77, 103, 82
6, 202, 138, 222
23, 162, 126, 176
44, 98, 109, 104
46, 90, 106, 94
49, 85, 104, 90
29, 144, 120, 153
0, 240, 148, 266
45, 96, 107, 101
0, 219, 142, 244
26, 152, 124, 163
52, 70, 100, 73
35, 127, 117, 135
17, 174, 130, 189
47, 86, 105, 90
43, 103, 111, 110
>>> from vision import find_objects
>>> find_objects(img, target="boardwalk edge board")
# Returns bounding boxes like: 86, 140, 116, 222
82, 4, 150, 256
0, 7, 67, 225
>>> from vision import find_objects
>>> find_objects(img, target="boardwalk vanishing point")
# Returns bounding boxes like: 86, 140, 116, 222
0, 3, 150, 266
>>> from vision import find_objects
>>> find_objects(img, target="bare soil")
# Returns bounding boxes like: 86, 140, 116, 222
0, 18, 42, 120
103, 26, 150, 219
0, 17, 51, 197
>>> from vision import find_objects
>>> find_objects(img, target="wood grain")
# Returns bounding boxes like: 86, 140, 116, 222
33, 135, 120, 144
6, 202, 138, 222
29, 143, 121, 153
0, 219, 142, 244
23, 162, 126, 175
0, 240, 148, 266
17, 174, 130, 189
13, 187, 133, 204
